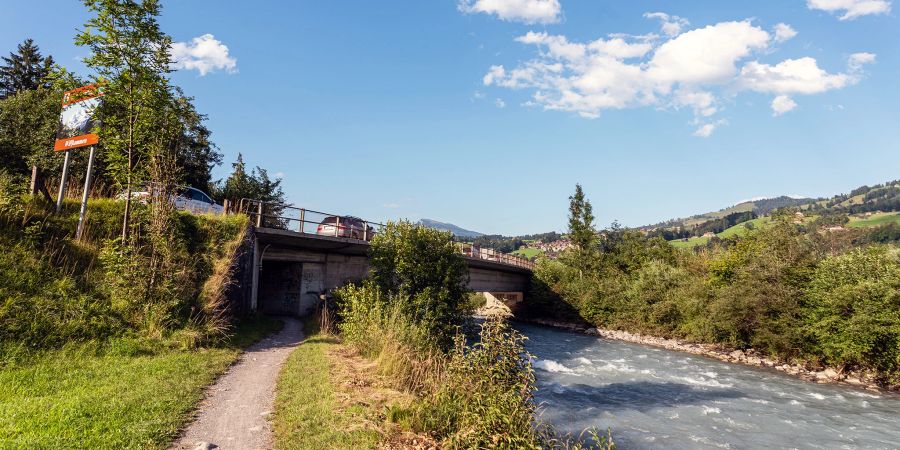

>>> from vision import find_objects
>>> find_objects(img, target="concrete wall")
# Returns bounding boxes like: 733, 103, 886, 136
468, 267, 530, 293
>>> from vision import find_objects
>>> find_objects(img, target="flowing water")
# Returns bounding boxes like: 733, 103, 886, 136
516, 322, 900, 449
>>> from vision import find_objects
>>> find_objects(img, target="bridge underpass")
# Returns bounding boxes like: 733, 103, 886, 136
244, 225, 533, 317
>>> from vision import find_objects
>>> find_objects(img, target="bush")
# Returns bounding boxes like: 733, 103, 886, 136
368, 220, 470, 347
413, 318, 540, 449
804, 246, 900, 378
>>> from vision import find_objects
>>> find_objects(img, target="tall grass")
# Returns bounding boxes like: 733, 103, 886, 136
333, 283, 614, 449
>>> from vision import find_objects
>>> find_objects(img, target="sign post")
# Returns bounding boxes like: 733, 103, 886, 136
55, 150, 72, 213
53, 84, 103, 237
75, 146, 96, 240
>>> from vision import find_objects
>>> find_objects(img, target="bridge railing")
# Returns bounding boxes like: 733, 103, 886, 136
237, 198, 385, 242
237, 198, 534, 270
457, 242, 535, 270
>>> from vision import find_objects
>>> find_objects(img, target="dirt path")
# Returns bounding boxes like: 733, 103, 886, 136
171, 317, 303, 450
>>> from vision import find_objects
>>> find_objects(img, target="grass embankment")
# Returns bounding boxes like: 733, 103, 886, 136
274, 321, 424, 450
513, 247, 544, 259
0, 317, 281, 448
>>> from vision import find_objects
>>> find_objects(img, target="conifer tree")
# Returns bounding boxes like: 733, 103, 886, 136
0, 39, 54, 98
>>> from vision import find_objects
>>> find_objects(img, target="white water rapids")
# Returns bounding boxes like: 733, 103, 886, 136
517, 322, 900, 449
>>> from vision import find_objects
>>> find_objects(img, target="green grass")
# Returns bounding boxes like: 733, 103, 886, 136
512, 247, 543, 259
718, 217, 769, 238
668, 236, 709, 249
273, 330, 380, 450
0, 317, 281, 449
847, 212, 900, 228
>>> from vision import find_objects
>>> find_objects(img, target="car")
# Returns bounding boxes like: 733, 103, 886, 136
116, 185, 224, 215
316, 215, 375, 240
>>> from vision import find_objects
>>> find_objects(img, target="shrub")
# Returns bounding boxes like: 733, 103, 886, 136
804, 246, 900, 378
368, 220, 470, 347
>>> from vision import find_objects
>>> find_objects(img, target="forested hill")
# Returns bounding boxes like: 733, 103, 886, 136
642, 195, 817, 231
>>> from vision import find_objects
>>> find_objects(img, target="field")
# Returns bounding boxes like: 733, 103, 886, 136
847, 212, 900, 228
0, 318, 280, 449
512, 247, 544, 259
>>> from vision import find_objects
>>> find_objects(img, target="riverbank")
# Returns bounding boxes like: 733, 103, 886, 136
519, 317, 896, 393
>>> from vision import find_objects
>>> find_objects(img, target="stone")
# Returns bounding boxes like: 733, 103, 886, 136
193, 442, 217, 450
729, 350, 744, 359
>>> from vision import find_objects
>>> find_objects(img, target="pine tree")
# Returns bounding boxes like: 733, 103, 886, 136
0, 39, 54, 98
568, 183, 597, 251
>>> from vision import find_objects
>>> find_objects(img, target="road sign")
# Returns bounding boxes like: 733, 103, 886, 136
54, 84, 103, 152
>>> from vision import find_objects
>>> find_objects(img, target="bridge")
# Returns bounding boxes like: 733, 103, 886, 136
230, 200, 533, 317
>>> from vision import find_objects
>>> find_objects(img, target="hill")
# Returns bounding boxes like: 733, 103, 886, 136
642, 195, 817, 232
418, 219, 484, 238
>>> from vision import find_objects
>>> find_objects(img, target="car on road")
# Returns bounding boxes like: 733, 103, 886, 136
316, 215, 375, 240
116, 185, 224, 215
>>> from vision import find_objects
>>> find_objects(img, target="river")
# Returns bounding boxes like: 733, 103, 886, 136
516, 322, 900, 449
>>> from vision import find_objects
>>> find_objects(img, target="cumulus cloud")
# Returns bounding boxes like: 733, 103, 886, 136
459, 0, 561, 24
481, 14, 875, 136
807, 0, 891, 20
771, 95, 798, 116
773, 23, 798, 42
495, 98, 507, 108
171, 34, 237, 76
644, 12, 690, 37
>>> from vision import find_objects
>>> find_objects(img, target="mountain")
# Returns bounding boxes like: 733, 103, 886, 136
418, 219, 484, 238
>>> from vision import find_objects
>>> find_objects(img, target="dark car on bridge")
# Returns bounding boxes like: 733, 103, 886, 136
316, 215, 375, 241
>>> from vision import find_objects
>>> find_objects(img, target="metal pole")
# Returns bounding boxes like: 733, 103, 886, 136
55, 150, 72, 213
299, 208, 305, 233
256, 201, 263, 227
75, 146, 96, 240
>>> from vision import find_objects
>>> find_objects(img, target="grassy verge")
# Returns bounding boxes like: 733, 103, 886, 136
274, 319, 421, 450
0, 316, 281, 449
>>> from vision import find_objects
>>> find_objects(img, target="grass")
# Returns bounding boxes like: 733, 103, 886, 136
668, 236, 709, 248
273, 321, 384, 450
0, 316, 281, 449
847, 212, 900, 228
513, 247, 544, 259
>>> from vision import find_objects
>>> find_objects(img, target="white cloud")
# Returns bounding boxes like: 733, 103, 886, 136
459, 0, 561, 24
644, 12, 690, 37
274, 171, 285, 179
383, 203, 401, 209
481, 14, 875, 135
647, 21, 770, 85
171, 34, 237, 76
771, 95, 798, 116
693, 119, 727, 137
848, 52, 876, 71
807, 0, 891, 20
495, 98, 507, 108
773, 23, 798, 42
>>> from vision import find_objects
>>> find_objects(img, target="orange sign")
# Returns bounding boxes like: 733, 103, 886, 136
54, 84, 104, 152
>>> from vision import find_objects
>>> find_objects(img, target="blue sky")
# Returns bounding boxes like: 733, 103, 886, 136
3, 0, 899, 235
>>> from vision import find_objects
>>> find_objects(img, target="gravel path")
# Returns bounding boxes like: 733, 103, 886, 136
171, 317, 303, 450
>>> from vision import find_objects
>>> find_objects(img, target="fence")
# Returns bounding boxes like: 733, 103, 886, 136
237, 198, 534, 270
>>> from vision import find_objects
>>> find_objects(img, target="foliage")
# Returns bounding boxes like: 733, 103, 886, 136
413, 319, 541, 449
0, 39, 54, 98
567, 183, 597, 261
803, 246, 900, 380
367, 220, 470, 346
528, 188, 900, 384
218, 153, 285, 207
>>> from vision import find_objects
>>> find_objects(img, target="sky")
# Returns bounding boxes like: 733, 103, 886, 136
2, 0, 899, 235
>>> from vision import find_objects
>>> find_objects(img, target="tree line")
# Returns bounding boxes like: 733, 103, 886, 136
526, 184, 900, 387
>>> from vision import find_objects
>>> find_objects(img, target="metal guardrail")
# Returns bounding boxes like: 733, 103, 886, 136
236, 198, 534, 270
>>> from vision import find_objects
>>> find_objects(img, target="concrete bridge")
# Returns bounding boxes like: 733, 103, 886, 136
231, 201, 533, 317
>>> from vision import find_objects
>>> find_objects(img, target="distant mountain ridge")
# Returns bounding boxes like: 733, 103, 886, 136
642, 195, 818, 231
418, 219, 484, 238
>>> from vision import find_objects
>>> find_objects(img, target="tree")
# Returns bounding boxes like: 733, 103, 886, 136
76, 0, 174, 244
368, 220, 470, 346
0, 89, 61, 199
567, 183, 598, 254
220, 154, 285, 206
0, 39, 54, 98
172, 92, 221, 191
